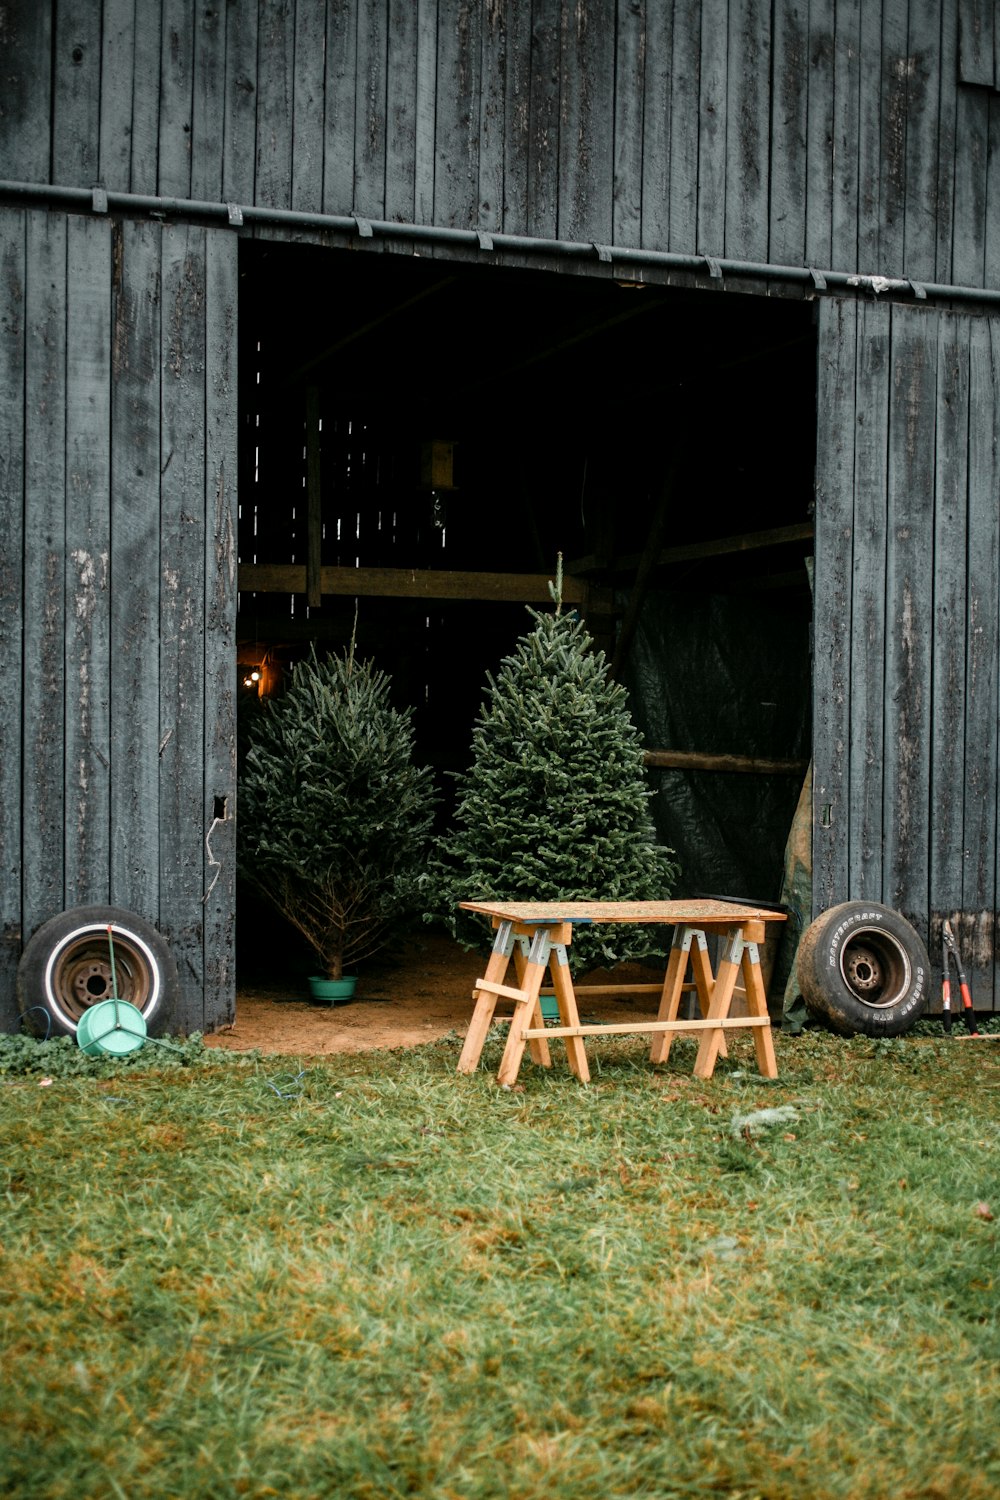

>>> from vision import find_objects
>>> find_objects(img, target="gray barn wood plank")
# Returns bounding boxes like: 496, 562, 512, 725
696, 0, 728, 259
667, 0, 700, 254
961, 314, 999, 1008
639, 0, 672, 250
0, 213, 26, 1029
191, 0, 227, 202
804, 6, 834, 270
935, 0, 959, 283
222, 0, 258, 203
831, 0, 861, 272
434, 0, 482, 227
928, 314, 969, 965
882, 306, 935, 934
203, 229, 239, 1032
557, 0, 615, 245
110, 219, 161, 920
51, 0, 102, 186
958, 0, 995, 86
501, 0, 532, 235
813, 297, 857, 916
986, 95, 1000, 290
292, 0, 328, 212
768, 0, 809, 268
64, 216, 113, 909
256, 0, 296, 211
478, 0, 506, 231
877, 1, 908, 276
526, 0, 561, 240
613, 0, 645, 248
0, 1, 52, 182
131, 0, 163, 192
414, 0, 441, 226
952, 86, 988, 287
354, 0, 389, 220
848, 299, 891, 902
158, 0, 195, 198
725, 0, 769, 262
159, 223, 208, 1030
322, 0, 358, 215
22, 213, 68, 943
98, 0, 137, 193
386, 0, 419, 223
856, 1, 884, 272
993, 318, 1000, 1011
903, 0, 945, 284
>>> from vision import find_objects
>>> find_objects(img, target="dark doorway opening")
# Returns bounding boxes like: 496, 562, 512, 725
236, 241, 817, 982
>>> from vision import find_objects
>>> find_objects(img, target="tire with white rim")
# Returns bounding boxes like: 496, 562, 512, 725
16, 905, 177, 1039
797, 900, 929, 1037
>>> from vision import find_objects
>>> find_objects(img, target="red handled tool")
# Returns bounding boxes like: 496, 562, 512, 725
942, 920, 979, 1036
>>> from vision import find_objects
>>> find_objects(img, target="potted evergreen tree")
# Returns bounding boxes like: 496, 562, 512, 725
429, 564, 679, 976
239, 642, 436, 1001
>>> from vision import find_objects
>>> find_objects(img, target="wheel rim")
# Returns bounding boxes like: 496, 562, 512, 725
838, 925, 911, 1008
43, 924, 160, 1028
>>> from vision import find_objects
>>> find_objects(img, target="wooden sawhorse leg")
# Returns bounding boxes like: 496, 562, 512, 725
457, 919, 553, 1075
649, 926, 727, 1065
497, 923, 589, 1088
692, 921, 777, 1080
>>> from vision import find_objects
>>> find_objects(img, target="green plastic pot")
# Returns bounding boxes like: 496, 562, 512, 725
76, 999, 148, 1056
308, 975, 358, 1006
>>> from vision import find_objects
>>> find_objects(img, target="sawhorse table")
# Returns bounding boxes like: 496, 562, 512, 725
456, 900, 784, 1087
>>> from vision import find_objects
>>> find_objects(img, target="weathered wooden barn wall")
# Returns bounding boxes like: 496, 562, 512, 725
814, 298, 1000, 1007
0, 209, 238, 1033
1, 1, 999, 286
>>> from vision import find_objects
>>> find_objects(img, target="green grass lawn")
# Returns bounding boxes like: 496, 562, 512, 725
1, 1022, 998, 1499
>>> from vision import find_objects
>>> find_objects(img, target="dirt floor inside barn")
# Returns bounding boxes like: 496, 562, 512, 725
204, 928, 665, 1058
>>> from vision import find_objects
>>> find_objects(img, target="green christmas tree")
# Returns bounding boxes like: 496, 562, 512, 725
431, 573, 679, 973
239, 644, 436, 979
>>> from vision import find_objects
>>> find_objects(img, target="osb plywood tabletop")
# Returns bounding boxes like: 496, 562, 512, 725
458, 898, 787, 926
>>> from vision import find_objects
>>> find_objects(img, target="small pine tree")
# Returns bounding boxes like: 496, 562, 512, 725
239, 644, 436, 979
431, 578, 679, 973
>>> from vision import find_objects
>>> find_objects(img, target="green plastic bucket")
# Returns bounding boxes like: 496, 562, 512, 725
76, 999, 148, 1056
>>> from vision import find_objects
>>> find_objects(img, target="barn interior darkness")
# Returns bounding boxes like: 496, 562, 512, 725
236, 241, 817, 978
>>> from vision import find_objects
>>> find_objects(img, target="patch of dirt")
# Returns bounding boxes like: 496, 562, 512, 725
204, 929, 666, 1057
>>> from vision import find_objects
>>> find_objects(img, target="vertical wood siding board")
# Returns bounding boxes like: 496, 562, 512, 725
203, 230, 239, 1032
992, 319, 1000, 1009
723, 0, 769, 261
0, 213, 25, 1026
109, 218, 161, 919
130, 1, 163, 193
353, 0, 389, 219
882, 307, 935, 931
413, 0, 439, 225
478, 0, 507, 231
613, 0, 645, 248
385, 0, 419, 223
848, 299, 891, 901
52, 0, 102, 186
222, 0, 259, 203
256, 0, 296, 211
323, 0, 360, 215
433, 0, 482, 228
22, 214, 68, 941
830, 0, 861, 272
961, 315, 999, 1004
934, 0, 958, 283
812, 298, 857, 915
952, 88, 988, 289
985, 94, 1000, 290
98, 0, 137, 192
696, 0, 727, 257
638, 0, 670, 250
878, 2, 909, 276
526, 0, 561, 240
901, 0, 943, 285
191, 0, 227, 202
159, 224, 208, 1028
768, 0, 809, 269
64, 216, 113, 909
957, 0, 995, 87
502, 0, 531, 234
558, 0, 615, 244
928, 316, 969, 943
158, 0, 196, 198
855, 1, 884, 272
292, 0, 328, 213
667, 0, 700, 254
0, 1, 52, 182
804, 1, 834, 269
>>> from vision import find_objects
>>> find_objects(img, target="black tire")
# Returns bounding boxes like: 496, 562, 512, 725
797, 901, 929, 1037
16, 905, 178, 1039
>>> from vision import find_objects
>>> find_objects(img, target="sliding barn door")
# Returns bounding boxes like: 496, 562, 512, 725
813, 298, 1000, 1008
